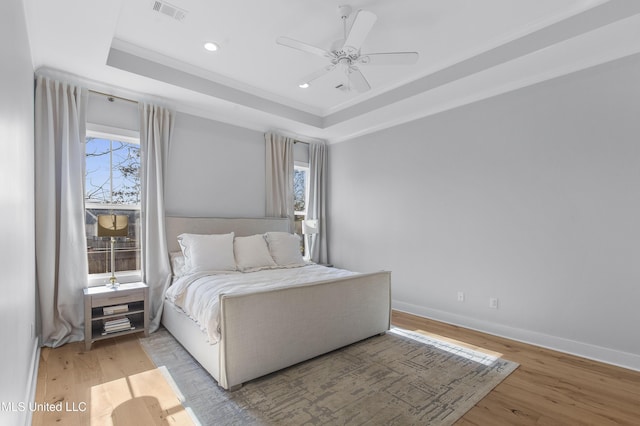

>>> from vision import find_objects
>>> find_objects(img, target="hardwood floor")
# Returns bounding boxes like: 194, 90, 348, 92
32, 334, 194, 426
392, 310, 640, 425
33, 312, 640, 425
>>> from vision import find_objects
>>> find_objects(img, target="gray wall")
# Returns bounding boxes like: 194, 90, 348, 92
165, 113, 266, 217
328, 53, 640, 370
1, 0, 37, 424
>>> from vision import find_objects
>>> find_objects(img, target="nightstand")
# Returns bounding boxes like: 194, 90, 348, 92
83, 282, 149, 351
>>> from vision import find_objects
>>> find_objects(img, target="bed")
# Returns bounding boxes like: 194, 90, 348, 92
161, 216, 392, 390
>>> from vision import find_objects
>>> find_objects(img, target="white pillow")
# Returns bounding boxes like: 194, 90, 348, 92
234, 234, 277, 272
264, 232, 306, 267
169, 251, 187, 277
177, 232, 236, 273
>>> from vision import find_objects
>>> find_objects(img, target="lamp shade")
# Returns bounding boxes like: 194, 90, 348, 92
302, 219, 319, 235
97, 214, 129, 238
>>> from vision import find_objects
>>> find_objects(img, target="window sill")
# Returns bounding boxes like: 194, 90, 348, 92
87, 271, 142, 288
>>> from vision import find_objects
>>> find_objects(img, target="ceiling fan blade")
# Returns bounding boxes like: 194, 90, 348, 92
298, 64, 336, 87
276, 36, 332, 58
360, 52, 419, 66
348, 67, 371, 93
343, 10, 377, 52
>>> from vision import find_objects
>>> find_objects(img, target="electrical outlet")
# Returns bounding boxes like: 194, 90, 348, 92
489, 297, 499, 309
457, 291, 465, 302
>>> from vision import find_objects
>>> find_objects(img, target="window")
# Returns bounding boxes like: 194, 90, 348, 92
294, 165, 309, 217
85, 130, 141, 279
294, 164, 309, 253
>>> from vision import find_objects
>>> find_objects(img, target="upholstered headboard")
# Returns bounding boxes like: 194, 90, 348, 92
165, 216, 290, 253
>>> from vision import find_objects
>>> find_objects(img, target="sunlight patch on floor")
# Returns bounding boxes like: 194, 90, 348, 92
89, 367, 195, 425
390, 327, 504, 366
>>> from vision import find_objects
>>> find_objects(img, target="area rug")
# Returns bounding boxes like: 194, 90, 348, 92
140, 327, 518, 425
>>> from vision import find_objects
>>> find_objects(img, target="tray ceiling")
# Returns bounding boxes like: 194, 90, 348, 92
23, 0, 640, 142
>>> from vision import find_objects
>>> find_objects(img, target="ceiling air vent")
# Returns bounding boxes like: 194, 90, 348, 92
152, 1, 187, 21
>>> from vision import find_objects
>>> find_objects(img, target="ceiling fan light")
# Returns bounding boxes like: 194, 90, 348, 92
203, 42, 219, 52
298, 83, 310, 89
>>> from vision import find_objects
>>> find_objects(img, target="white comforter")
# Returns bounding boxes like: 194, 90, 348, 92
165, 264, 357, 343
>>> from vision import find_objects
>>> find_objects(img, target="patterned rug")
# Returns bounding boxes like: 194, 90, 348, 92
140, 327, 518, 425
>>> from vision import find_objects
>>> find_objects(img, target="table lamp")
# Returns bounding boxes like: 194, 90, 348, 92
97, 214, 129, 289
302, 219, 319, 261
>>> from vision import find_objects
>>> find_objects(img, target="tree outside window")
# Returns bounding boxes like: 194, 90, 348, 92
294, 167, 307, 213
85, 136, 141, 276
294, 165, 309, 254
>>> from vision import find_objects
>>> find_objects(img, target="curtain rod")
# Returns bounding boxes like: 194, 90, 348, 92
271, 129, 325, 145
89, 89, 138, 104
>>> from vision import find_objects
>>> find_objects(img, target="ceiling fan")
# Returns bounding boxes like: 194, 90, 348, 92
277, 5, 419, 93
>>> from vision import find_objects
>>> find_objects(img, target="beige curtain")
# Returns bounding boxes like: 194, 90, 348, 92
265, 132, 295, 232
307, 143, 328, 263
139, 103, 174, 332
35, 76, 89, 347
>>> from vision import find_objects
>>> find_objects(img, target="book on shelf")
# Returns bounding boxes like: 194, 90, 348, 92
103, 316, 130, 326
104, 322, 131, 331
103, 304, 129, 315
101, 326, 135, 335
103, 316, 131, 331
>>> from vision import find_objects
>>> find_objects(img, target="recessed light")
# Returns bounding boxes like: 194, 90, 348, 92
204, 42, 219, 52
298, 83, 309, 89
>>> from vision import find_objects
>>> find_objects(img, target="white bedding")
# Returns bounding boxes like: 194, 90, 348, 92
165, 264, 357, 343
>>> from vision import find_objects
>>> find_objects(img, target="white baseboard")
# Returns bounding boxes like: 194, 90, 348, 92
22, 337, 40, 426
393, 300, 640, 372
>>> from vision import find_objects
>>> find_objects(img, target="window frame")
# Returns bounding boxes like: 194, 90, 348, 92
85, 124, 142, 287
293, 162, 310, 256
294, 162, 310, 217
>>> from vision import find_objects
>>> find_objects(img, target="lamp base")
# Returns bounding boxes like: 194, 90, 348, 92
106, 237, 120, 289
106, 276, 120, 290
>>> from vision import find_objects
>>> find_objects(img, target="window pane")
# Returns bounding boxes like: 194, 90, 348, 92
294, 168, 306, 212
85, 136, 141, 275
85, 138, 140, 205
86, 208, 140, 274
112, 141, 141, 204
85, 138, 113, 204
294, 165, 309, 256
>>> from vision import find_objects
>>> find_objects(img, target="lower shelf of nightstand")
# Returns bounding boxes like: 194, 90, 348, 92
90, 326, 145, 342
90, 312, 145, 338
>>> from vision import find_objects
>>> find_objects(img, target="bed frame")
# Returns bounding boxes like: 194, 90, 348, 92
161, 216, 392, 390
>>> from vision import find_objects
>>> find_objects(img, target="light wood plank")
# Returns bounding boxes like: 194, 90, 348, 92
32, 334, 193, 426
392, 311, 640, 425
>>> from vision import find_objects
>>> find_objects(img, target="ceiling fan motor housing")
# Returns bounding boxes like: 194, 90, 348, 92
338, 5, 353, 20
